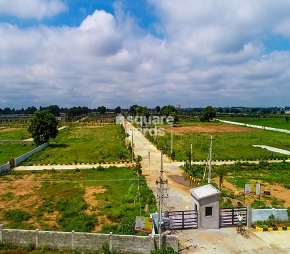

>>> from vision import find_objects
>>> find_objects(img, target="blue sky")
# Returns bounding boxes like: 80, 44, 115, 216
1, 0, 290, 109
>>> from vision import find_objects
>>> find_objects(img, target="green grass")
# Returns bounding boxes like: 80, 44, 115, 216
0, 167, 156, 233
21, 125, 130, 165
0, 127, 30, 140
148, 122, 290, 161
0, 143, 36, 164
219, 116, 290, 130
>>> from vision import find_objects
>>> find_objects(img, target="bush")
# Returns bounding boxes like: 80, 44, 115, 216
57, 213, 97, 232
287, 207, 290, 220
150, 247, 178, 254
3, 209, 31, 222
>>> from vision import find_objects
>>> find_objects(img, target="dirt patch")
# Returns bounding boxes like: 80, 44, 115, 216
212, 177, 290, 207
94, 215, 115, 232
0, 174, 41, 211
84, 186, 106, 210
259, 183, 290, 207
163, 124, 260, 134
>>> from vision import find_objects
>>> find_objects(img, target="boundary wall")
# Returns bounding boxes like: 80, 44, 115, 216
0, 226, 178, 254
0, 142, 48, 172
14, 142, 49, 166
0, 162, 10, 174
251, 208, 288, 223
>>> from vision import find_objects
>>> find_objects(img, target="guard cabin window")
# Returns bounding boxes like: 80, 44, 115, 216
205, 206, 213, 217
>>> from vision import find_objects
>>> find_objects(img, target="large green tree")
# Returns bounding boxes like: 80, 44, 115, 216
200, 106, 216, 122
160, 105, 178, 123
28, 110, 59, 146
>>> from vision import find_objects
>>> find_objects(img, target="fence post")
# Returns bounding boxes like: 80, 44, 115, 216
247, 205, 252, 227
72, 230, 75, 250
109, 232, 113, 251
0, 224, 3, 242
149, 234, 154, 253
35, 229, 39, 248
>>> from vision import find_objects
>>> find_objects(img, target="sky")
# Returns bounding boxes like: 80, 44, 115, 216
1, 0, 290, 110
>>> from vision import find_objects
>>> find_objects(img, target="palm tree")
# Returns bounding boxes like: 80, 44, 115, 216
215, 164, 229, 191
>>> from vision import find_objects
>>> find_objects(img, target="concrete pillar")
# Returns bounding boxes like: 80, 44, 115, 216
149, 234, 154, 252
109, 232, 113, 251
247, 205, 252, 227
35, 229, 39, 248
0, 224, 3, 242
71, 230, 75, 250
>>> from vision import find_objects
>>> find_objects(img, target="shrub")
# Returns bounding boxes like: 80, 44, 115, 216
57, 213, 97, 232
150, 247, 178, 254
287, 207, 290, 220
3, 209, 31, 222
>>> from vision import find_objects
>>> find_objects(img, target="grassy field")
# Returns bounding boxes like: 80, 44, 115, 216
0, 143, 36, 165
0, 127, 34, 164
0, 127, 30, 140
146, 122, 290, 161
0, 166, 156, 234
12, 124, 131, 165
219, 116, 290, 130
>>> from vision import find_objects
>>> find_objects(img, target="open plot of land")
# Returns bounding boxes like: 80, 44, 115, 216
220, 116, 290, 130
0, 143, 36, 165
0, 167, 155, 232
163, 124, 258, 134
159, 123, 290, 161
0, 127, 30, 140
19, 125, 131, 165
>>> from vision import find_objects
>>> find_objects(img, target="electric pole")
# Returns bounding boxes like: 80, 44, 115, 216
156, 151, 168, 249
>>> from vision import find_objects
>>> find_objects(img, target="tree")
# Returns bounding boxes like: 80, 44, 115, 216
128, 104, 139, 116
160, 105, 178, 123
97, 106, 107, 114
215, 165, 229, 191
114, 106, 122, 114
155, 106, 161, 114
200, 106, 216, 122
28, 110, 59, 146
44, 105, 61, 116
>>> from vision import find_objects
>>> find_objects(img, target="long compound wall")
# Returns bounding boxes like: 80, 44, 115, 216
0, 142, 49, 173
0, 162, 10, 174
0, 226, 178, 254
14, 142, 49, 167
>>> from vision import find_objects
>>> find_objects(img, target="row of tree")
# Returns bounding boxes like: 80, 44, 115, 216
1, 104, 287, 117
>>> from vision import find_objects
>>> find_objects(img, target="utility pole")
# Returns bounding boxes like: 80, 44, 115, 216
156, 151, 168, 249
190, 143, 192, 168
170, 125, 173, 154
208, 134, 213, 184
131, 129, 134, 163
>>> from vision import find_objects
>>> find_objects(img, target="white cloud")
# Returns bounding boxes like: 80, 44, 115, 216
1, 1, 290, 108
0, 0, 67, 20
